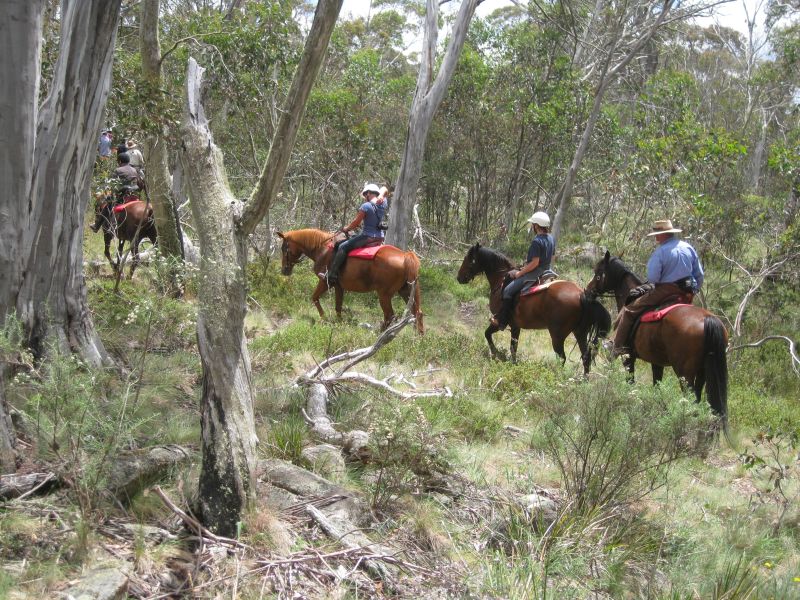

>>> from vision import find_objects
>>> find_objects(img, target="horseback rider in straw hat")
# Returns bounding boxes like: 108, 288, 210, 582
610, 219, 704, 358
490, 211, 555, 330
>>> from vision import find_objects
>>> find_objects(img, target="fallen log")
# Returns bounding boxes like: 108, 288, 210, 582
0, 472, 56, 501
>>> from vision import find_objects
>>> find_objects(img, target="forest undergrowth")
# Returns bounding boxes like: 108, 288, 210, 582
1, 233, 799, 599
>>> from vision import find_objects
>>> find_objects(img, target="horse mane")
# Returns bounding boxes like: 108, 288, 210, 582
285, 228, 335, 250
608, 256, 643, 286
477, 246, 514, 272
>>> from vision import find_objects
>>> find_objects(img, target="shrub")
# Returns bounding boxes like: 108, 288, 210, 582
535, 373, 714, 515
366, 399, 449, 511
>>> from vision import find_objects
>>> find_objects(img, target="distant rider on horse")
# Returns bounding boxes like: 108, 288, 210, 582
610, 219, 704, 357
490, 211, 555, 330
322, 183, 388, 283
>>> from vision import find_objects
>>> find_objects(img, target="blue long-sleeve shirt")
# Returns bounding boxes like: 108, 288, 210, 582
646, 237, 704, 291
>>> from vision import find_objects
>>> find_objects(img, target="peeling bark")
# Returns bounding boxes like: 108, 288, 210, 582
2, 0, 120, 365
180, 0, 342, 535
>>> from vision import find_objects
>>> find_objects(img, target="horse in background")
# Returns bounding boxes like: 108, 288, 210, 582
586, 251, 728, 419
90, 196, 157, 279
276, 228, 424, 334
457, 243, 610, 372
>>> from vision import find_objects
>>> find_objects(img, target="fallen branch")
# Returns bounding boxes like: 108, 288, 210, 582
152, 485, 250, 550
728, 335, 800, 375
306, 504, 394, 586
0, 472, 56, 501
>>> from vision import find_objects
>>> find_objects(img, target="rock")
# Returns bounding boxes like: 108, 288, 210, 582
301, 444, 346, 480
106, 445, 192, 503
62, 564, 128, 600
342, 430, 370, 461
519, 492, 558, 524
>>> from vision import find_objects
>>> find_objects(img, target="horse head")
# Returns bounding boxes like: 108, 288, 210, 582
90, 192, 114, 234
457, 243, 482, 284
275, 231, 305, 276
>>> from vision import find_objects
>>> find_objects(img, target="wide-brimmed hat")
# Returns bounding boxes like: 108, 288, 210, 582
646, 219, 682, 236
126, 139, 138, 149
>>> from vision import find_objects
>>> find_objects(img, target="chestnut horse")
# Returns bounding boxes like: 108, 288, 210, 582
586, 251, 728, 419
91, 198, 157, 278
457, 243, 610, 372
276, 229, 424, 334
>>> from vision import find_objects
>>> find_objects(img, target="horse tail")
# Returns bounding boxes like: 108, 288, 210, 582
703, 316, 729, 428
403, 252, 424, 335
577, 293, 612, 351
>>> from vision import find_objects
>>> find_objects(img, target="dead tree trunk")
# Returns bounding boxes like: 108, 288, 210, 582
385, 0, 478, 250
180, 0, 342, 536
6, 0, 121, 365
550, 0, 676, 244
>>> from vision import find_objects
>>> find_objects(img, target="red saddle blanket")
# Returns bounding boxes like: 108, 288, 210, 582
520, 279, 563, 297
348, 244, 393, 259
640, 303, 691, 323
112, 199, 142, 213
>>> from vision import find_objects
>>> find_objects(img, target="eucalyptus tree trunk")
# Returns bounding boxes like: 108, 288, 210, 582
550, 0, 676, 244
0, 0, 119, 365
140, 0, 184, 290
385, 0, 478, 250
180, 0, 342, 535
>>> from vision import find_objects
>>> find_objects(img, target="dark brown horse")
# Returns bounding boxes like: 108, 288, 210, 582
91, 198, 157, 278
586, 251, 728, 418
276, 228, 424, 333
457, 243, 610, 372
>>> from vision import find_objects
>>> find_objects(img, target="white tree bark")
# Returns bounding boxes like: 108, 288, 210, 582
10, 0, 121, 365
180, 0, 343, 535
385, 0, 478, 250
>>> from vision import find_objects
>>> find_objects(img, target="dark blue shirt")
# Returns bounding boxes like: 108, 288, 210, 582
360, 201, 386, 238
526, 233, 554, 269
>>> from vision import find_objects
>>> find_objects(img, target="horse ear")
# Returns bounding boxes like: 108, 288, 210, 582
475, 242, 481, 249
275, 231, 284, 239
604, 250, 610, 262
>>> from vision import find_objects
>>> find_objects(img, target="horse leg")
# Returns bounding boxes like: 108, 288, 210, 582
378, 292, 395, 330
116, 239, 125, 274
510, 325, 521, 364
651, 364, 664, 386
334, 284, 344, 319
311, 279, 329, 318
576, 333, 591, 376
485, 323, 503, 360
129, 238, 140, 279
103, 232, 114, 270
623, 355, 636, 384
551, 335, 567, 365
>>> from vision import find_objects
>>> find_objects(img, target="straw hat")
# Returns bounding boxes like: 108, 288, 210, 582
126, 139, 138, 149
646, 219, 682, 236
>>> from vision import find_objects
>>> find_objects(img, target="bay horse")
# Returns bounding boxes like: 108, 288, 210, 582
90, 197, 157, 279
586, 251, 728, 419
456, 243, 610, 372
275, 229, 424, 334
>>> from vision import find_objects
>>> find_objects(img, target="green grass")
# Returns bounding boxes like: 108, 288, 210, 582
2, 232, 798, 597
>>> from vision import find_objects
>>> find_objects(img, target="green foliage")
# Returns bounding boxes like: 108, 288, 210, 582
264, 414, 307, 463
535, 373, 714, 514
366, 399, 449, 511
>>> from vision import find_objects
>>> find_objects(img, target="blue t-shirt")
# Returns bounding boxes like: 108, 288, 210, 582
360, 201, 386, 238
98, 134, 112, 157
526, 233, 554, 269
647, 237, 704, 291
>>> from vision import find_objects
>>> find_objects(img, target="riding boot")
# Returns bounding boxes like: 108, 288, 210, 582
326, 247, 347, 282
611, 307, 634, 357
491, 297, 515, 331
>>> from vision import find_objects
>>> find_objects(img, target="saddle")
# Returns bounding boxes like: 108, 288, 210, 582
113, 199, 142, 213
517, 270, 559, 296
626, 295, 694, 353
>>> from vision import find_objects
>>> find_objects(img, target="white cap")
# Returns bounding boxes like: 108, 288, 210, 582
527, 211, 551, 228
361, 183, 381, 196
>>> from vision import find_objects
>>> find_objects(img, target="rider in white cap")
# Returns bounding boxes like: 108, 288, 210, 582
323, 183, 388, 282
491, 211, 555, 330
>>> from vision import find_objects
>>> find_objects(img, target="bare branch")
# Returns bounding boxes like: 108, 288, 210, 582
728, 336, 800, 375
